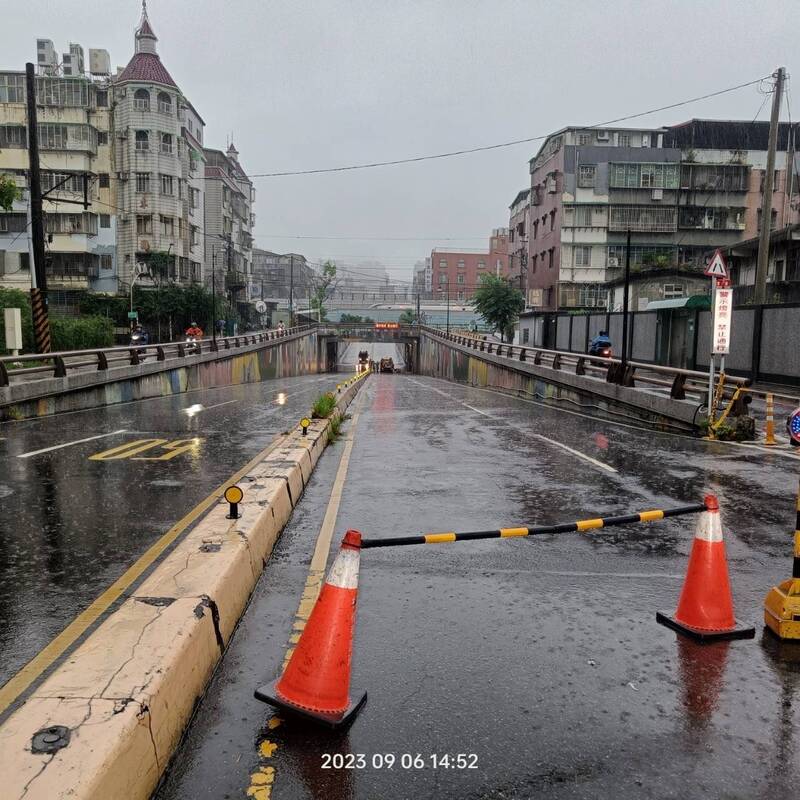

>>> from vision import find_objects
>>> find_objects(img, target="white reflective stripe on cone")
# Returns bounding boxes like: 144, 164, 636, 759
327, 548, 360, 589
695, 510, 723, 543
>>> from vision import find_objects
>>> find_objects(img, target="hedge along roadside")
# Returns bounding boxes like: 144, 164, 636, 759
0, 375, 369, 800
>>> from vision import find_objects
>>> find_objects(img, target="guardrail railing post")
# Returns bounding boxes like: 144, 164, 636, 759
623, 365, 635, 387
0, 361, 9, 387
156, 346, 166, 361
552, 353, 561, 370
129, 348, 140, 366
534, 351, 541, 365
480, 341, 485, 351
224, 338, 230, 349
670, 373, 686, 399
519, 348, 527, 362
97, 352, 108, 371
54, 356, 67, 377
575, 357, 585, 375
178, 343, 186, 357
487, 342, 493, 353
196, 341, 203, 355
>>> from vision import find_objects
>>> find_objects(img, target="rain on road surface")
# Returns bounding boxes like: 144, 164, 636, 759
0, 372, 344, 701
157, 374, 800, 800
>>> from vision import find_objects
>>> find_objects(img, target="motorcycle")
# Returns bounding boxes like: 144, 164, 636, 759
184, 335, 200, 355
129, 331, 149, 359
588, 343, 612, 367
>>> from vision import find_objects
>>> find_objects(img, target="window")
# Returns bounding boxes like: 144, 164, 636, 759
574, 246, 592, 266
157, 92, 172, 114
136, 214, 152, 234
190, 187, 199, 209
160, 174, 174, 195
19, 252, 30, 271
160, 215, 175, 237
37, 124, 67, 149
578, 165, 596, 188
608, 244, 675, 267
438, 273, 448, 284
577, 133, 591, 146
0, 214, 27, 233
135, 130, 149, 151
0, 125, 26, 148
477, 260, 485, 270
438, 260, 447, 269
618, 133, 631, 148
101, 254, 113, 269
663, 284, 684, 299
96, 90, 108, 108
190, 225, 199, 246
134, 89, 150, 111
36, 78, 89, 107
457, 274, 465, 284
41, 172, 85, 193
457, 259, 465, 269
95, 173, 109, 189
160, 133, 173, 154
135, 172, 150, 193
0, 74, 25, 103
549, 209, 556, 230
757, 208, 778, 232
532, 220, 539, 240
522, 328, 530, 343
177, 179, 184, 200
573, 206, 594, 226
609, 162, 678, 189
97, 131, 108, 145
548, 248, 555, 268
531, 253, 537, 274
608, 205, 677, 232
99, 214, 110, 228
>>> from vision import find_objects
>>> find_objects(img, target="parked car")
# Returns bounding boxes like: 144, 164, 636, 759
379, 357, 395, 373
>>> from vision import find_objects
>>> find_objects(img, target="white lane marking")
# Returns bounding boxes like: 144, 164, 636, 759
532, 433, 618, 473
197, 399, 240, 411
17, 429, 128, 459
408, 377, 617, 473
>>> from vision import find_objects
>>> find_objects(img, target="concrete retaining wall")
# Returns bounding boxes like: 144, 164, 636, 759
418, 333, 703, 433
1, 330, 320, 421
0, 373, 368, 800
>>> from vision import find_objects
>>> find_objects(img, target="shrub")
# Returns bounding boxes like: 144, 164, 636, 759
311, 392, 337, 419
50, 316, 115, 351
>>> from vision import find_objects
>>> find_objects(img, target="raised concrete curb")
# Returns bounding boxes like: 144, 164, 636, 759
0, 373, 368, 800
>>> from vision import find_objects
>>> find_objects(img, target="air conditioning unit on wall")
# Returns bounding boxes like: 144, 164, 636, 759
651, 188, 663, 200
596, 130, 609, 141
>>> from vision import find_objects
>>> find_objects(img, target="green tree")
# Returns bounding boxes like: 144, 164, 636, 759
310, 260, 337, 322
471, 274, 524, 342
0, 175, 21, 212
399, 309, 416, 325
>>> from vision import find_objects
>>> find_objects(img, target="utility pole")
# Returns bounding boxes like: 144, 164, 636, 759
289, 254, 294, 326
754, 67, 786, 306
25, 62, 51, 353
211, 248, 217, 345
618, 228, 632, 384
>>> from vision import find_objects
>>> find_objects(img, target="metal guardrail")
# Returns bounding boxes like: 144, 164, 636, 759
423, 326, 750, 403
0, 324, 315, 388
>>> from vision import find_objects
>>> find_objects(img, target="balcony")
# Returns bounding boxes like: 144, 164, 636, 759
608, 205, 677, 233
225, 270, 248, 290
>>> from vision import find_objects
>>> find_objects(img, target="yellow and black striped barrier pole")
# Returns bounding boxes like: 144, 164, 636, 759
360, 502, 707, 548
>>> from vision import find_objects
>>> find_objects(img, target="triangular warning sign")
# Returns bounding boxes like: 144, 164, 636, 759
704, 249, 728, 278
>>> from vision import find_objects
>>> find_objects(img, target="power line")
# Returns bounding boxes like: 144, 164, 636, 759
257, 234, 487, 241
247, 76, 771, 178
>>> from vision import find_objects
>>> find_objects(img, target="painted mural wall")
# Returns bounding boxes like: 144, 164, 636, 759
9, 333, 320, 421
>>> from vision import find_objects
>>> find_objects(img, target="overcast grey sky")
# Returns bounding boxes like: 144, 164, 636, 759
7, 0, 799, 283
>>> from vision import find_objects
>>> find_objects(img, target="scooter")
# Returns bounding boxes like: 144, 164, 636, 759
184, 335, 200, 355
589, 343, 612, 367
129, 331, 149, 359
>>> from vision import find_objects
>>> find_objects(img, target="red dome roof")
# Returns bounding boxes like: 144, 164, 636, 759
117, 52, 177, 88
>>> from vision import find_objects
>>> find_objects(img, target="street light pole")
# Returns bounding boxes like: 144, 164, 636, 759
211, 248, 217, 346
619, 227, 632, 384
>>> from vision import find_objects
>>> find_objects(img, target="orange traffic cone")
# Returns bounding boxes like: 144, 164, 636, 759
255, 530, 367, 728
657, 495, 754, 642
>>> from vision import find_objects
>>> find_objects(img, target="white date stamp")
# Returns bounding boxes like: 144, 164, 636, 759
321, 753, 478, 770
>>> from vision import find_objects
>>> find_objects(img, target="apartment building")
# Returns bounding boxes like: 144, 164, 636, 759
204, 143, 255, 313
112, 5, 205, 289
508, 188, 530, 299
251, 249, 315, 302
430, 229, 510, 303
519, 120, 799, 311
0, 47, 115, 293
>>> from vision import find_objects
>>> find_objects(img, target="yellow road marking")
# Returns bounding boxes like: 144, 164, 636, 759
577, 518, 604, 532
500, 527, 528, 538
639, 510, 664, 522
88, 438, 168, 460
133, 438, 204, 460
0, 435, 285, 717
255, 393, 365, 799
424, 532, 457, 544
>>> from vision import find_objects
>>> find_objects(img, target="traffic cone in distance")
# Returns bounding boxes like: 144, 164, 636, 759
657, 495, 755, 642
254, 530, 367, 728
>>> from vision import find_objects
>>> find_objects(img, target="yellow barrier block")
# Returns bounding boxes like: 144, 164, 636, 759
576, 518, 604, 532
639, 510, 664, 522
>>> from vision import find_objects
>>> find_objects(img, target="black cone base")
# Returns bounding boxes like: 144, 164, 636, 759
254, 679, 367, 730
656, 611, 755, 642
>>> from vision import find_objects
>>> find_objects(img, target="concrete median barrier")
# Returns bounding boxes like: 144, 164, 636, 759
0, 375, 368, 799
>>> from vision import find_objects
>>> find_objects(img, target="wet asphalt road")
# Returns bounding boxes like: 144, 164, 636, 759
156, 374, 800, 800
0, 371, 349, 694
